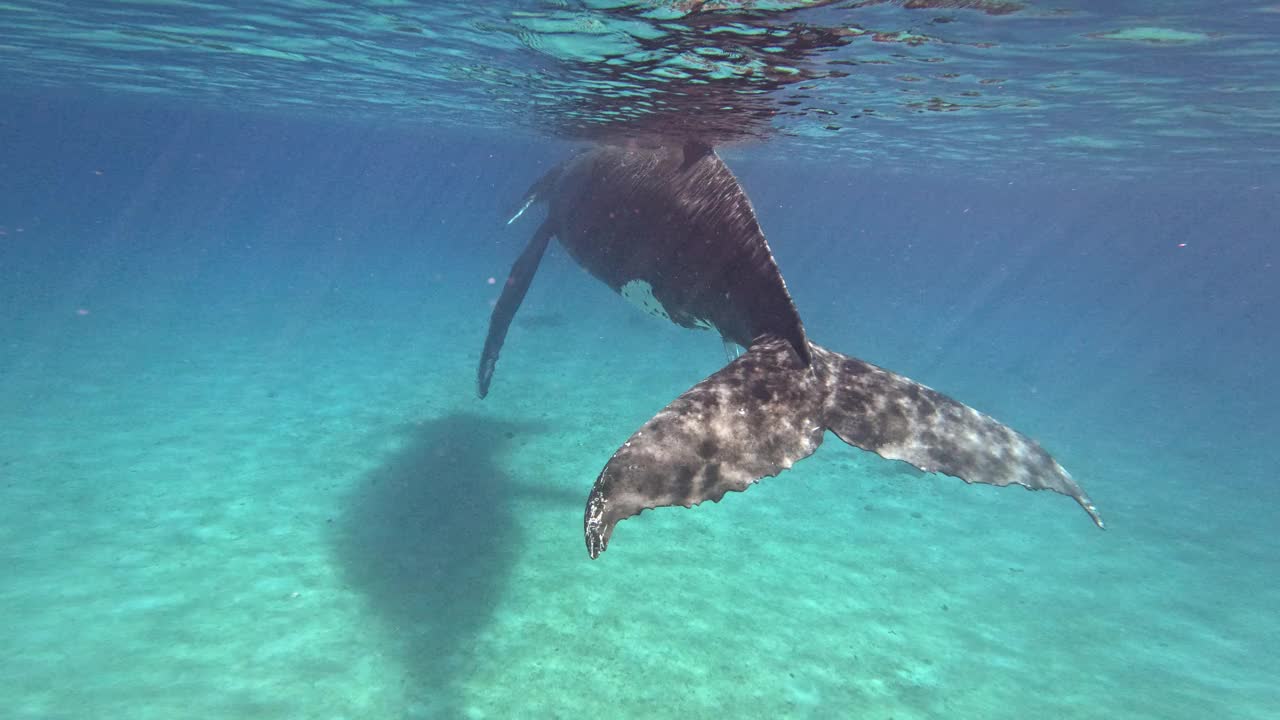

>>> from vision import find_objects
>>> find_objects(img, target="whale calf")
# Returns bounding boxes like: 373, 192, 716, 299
478, 140, 1103, 558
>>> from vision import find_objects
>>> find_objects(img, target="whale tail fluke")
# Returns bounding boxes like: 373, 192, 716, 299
584, 335, 1101, 558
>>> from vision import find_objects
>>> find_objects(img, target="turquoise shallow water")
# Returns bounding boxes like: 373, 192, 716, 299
2, 125, 1277, 717
3, 1, 1280, 717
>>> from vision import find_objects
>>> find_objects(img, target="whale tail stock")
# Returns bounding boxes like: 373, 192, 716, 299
584, 335, 1103, 559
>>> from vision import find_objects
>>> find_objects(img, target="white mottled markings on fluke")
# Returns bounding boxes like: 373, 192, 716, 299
583, 336, 1103, 558
620, 279, 672, 322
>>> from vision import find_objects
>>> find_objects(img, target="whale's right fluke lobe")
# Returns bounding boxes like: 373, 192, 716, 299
583, 335, 1101, 558
810, 343, 1104, 529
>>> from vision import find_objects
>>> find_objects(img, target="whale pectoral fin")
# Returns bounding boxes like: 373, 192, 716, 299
680, 139, 713, 169
810, 344, 1103, 528
477, 219, 555, 398
507, 164, 565, 224
584, 336, 825, 558
720, 335, 743, 362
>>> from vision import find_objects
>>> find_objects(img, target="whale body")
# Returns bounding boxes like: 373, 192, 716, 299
478, 141, 1102, 559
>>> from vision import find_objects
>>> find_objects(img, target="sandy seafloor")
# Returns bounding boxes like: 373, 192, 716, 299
2, 137, 1279, 719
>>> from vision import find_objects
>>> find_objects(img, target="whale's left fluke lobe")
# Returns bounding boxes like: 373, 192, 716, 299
584, 336, 826, 559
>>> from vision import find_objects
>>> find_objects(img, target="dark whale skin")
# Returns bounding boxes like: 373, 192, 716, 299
545, 142, 809, 364
477, 141, 1103, 559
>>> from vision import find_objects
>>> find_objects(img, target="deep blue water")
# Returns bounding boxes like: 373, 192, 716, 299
2, 3, 1279, 718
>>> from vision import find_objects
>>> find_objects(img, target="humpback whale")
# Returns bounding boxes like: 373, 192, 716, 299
478, 140, 1103, 559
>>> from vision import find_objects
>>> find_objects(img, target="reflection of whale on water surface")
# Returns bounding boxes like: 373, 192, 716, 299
478, 140, 1103, 559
